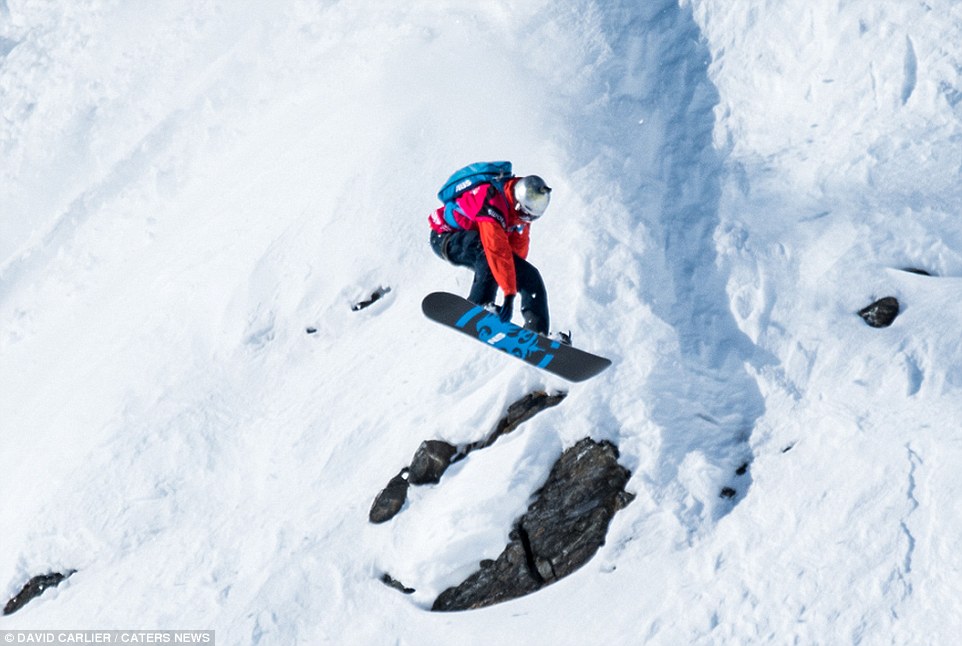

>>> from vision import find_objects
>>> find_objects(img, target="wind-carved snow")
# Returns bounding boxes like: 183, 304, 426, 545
562, 1, 762, 537
901, 36, 918, 105
645, 7, 763, 531
0, 36, 17, 59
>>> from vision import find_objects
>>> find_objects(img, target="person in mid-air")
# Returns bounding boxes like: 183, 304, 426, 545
429, 173, 554, 335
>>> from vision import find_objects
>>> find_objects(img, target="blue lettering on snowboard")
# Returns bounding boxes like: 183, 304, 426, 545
455, 306, 559, 367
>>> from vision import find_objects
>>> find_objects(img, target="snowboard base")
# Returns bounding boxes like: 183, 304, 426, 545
422, 292, 611, 382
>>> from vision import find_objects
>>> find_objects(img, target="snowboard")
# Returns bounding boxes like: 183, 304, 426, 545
421, 291, 611, 382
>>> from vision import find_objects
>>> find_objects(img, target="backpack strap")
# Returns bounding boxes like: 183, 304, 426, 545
436, 162, 514, 231
442, 201, 464, 229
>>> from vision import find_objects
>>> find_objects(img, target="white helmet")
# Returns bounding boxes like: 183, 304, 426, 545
512, 175, 552, 221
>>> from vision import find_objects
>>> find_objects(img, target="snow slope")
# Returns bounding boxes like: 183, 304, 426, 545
2, 0, 961, 643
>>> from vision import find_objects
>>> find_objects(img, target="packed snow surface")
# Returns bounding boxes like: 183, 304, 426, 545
2, 0, 961, 643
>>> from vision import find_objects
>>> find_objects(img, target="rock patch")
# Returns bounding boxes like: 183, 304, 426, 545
4, 570, 75, 616
432, 438, 633, 611
351, 285, 391, 311
858, 296, 900, 328
368, 391, 566, 524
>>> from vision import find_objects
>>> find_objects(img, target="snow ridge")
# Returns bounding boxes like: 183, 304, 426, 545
900, 35, 918, 106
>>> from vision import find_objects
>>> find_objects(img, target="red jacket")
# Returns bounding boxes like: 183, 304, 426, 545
428, 178, 530, 296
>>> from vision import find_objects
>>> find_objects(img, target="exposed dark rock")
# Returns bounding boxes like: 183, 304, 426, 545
720, 487, 737, 499
4, 570, 75, 616
380, 573, 415, 595
900, 267, 932, 276
435, 542, 542, 611
462, 390, 567, 454
519, 439, 634, 581
408, 440, 458, 485
735, 463, 749, 476
495, 391, 567, 437
351, 285, 391, 311
858, 296, 900, 328
369, 390, 566, 524
432, 438, 633, 611
368, 468, 410, 524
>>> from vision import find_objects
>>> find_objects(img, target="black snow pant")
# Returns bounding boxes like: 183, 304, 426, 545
430, 230, 550, 334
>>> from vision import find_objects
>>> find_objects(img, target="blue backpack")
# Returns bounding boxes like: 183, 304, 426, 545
436, 161, 513, 230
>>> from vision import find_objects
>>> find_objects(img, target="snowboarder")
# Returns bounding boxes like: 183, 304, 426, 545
428, 174, 553, 335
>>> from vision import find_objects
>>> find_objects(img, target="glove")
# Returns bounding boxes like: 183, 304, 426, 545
497, 294, 515, 323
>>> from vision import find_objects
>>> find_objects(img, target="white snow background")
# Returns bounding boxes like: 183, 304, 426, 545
2, 0, 962, 643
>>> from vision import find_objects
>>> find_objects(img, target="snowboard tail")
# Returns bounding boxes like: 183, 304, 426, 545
422, 292, 611, 382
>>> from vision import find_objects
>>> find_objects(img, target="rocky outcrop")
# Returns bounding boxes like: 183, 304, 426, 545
461, 390, 567, 454
4, 570, 75, 616
368, 468, 411, 524
351, 286, 391, 311
370, 395, 633, 611
379, 573, 415, 595
368, 391, 566, 524
432, 438, 633, 611
858, 296, 900, 328
408, 440, 458, 485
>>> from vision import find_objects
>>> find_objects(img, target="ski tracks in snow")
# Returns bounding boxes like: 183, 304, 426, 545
894, 444, 921, 600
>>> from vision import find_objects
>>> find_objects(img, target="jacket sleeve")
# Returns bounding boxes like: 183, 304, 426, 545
478, 219, 518, 296
510, 225, 530, 260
